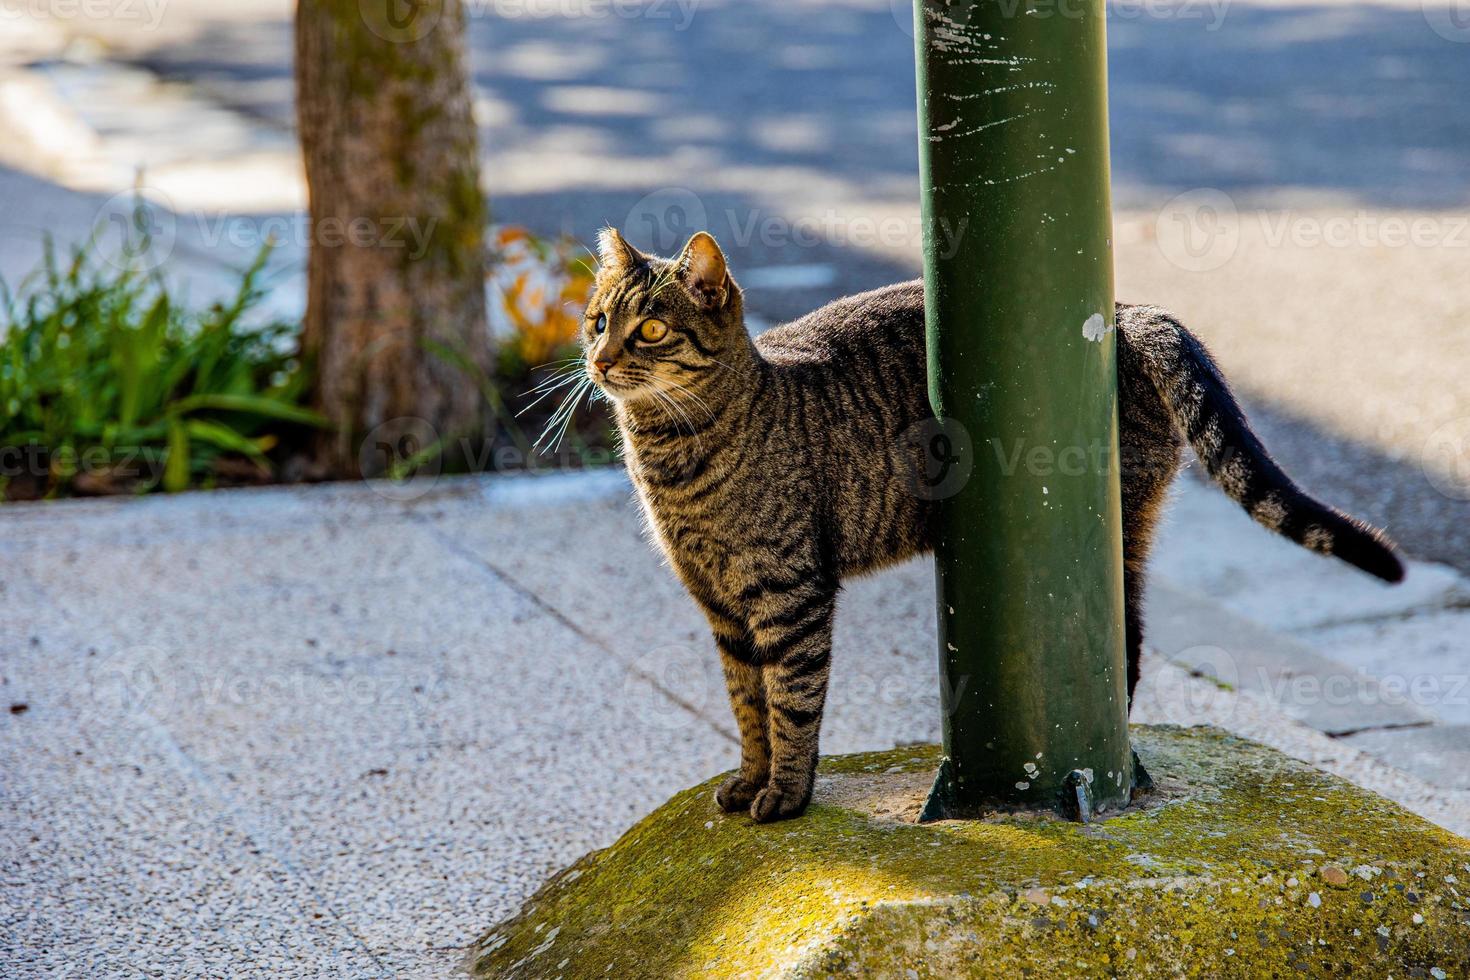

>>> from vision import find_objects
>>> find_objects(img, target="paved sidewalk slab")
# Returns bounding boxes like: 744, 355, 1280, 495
1307, 610, 1470, 728
1146, 581, 1433, 736
435, 473, 944, 756
1, 479, 732, 977
1342, 726, 1470, 792
1151, 476, 1468, 634
1149, 475, 1470, 789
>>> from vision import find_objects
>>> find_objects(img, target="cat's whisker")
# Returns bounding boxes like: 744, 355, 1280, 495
579, 236, 603, 266
646, 382, 706, 457
555, 380, 596, 451
653, 387, 691, 432
650, 375, 716, 423
545, 401, 583, 453
518, 369, 585, 417
525, 360, 585, 384
529, 364, 585, 390
526, 366, 584, 393
526, 368, 582, 394
646, 382, 714, 443
534, 377, 591, 451
708, 356, 748, 377
535, 357, 585, 371
548, 377, 589, 431
648, 387, 700, 456
517, 386, 570, 418
650, 263, 680, 301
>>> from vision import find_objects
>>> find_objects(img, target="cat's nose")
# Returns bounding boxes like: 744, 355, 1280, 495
593, 358, 614, 374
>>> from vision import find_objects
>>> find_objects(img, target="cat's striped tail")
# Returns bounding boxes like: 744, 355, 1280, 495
1119, 304, 1405, 583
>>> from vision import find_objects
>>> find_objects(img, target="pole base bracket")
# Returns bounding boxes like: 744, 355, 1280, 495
919, 751, 1150, 823
917, 757, 958, 823
1060, 769, 1094, 823
1131, 748, 1154, 799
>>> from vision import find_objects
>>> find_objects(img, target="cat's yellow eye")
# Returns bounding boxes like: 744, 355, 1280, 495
638, 319, 669, 343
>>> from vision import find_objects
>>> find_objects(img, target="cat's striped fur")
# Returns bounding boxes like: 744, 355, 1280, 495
583, 229, 1403, 822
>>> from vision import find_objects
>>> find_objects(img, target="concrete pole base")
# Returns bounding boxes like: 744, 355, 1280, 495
473, 726, 1469, 978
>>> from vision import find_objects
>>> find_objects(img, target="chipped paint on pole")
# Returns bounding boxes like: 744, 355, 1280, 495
911, 0, 1132, 819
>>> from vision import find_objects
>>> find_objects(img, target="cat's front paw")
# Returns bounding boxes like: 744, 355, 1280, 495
715, 775, 762, 813
749, 783, 812, 823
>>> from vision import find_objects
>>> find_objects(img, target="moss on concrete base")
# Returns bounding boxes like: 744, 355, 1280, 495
472, 726, 1470, 978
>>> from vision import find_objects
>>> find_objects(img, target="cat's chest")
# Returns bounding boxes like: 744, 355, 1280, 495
621, 428, 754, 580
630, 477, 742, 588
635, 483, 724, 556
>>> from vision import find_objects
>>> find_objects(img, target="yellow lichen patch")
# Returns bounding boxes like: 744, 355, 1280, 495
673, 863, 926, 976
472, 726, 1470, 979
934, 819, 1074, 853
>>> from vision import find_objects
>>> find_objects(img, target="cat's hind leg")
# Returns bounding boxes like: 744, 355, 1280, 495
1124, 557, 1147, 708
1117, 316, 1187, 710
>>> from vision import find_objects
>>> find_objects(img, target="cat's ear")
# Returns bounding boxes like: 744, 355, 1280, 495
597, 227, 646, 271
678, 232, 730, 310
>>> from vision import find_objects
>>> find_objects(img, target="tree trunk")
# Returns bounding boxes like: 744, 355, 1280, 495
295, 0, 490, 477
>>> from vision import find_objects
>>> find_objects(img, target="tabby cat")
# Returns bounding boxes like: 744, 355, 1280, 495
581, 228, 1403, 823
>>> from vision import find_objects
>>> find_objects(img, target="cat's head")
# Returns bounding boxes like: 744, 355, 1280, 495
581, 229, 746, 404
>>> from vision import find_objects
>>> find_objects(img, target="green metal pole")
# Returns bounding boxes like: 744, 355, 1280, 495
912, 0, 1133, 819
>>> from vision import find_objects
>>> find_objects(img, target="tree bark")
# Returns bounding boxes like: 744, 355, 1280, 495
295, 0, 490, 477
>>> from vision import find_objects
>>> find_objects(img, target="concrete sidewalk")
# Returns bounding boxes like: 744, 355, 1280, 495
2, 470, 1467, 977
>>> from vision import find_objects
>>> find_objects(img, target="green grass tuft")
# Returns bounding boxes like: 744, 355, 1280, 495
0, 220, 322, 500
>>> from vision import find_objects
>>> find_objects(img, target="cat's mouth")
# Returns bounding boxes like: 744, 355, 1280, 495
588, 369, 634, 400
587, 362, 648, 398
587, 363, 667, 405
